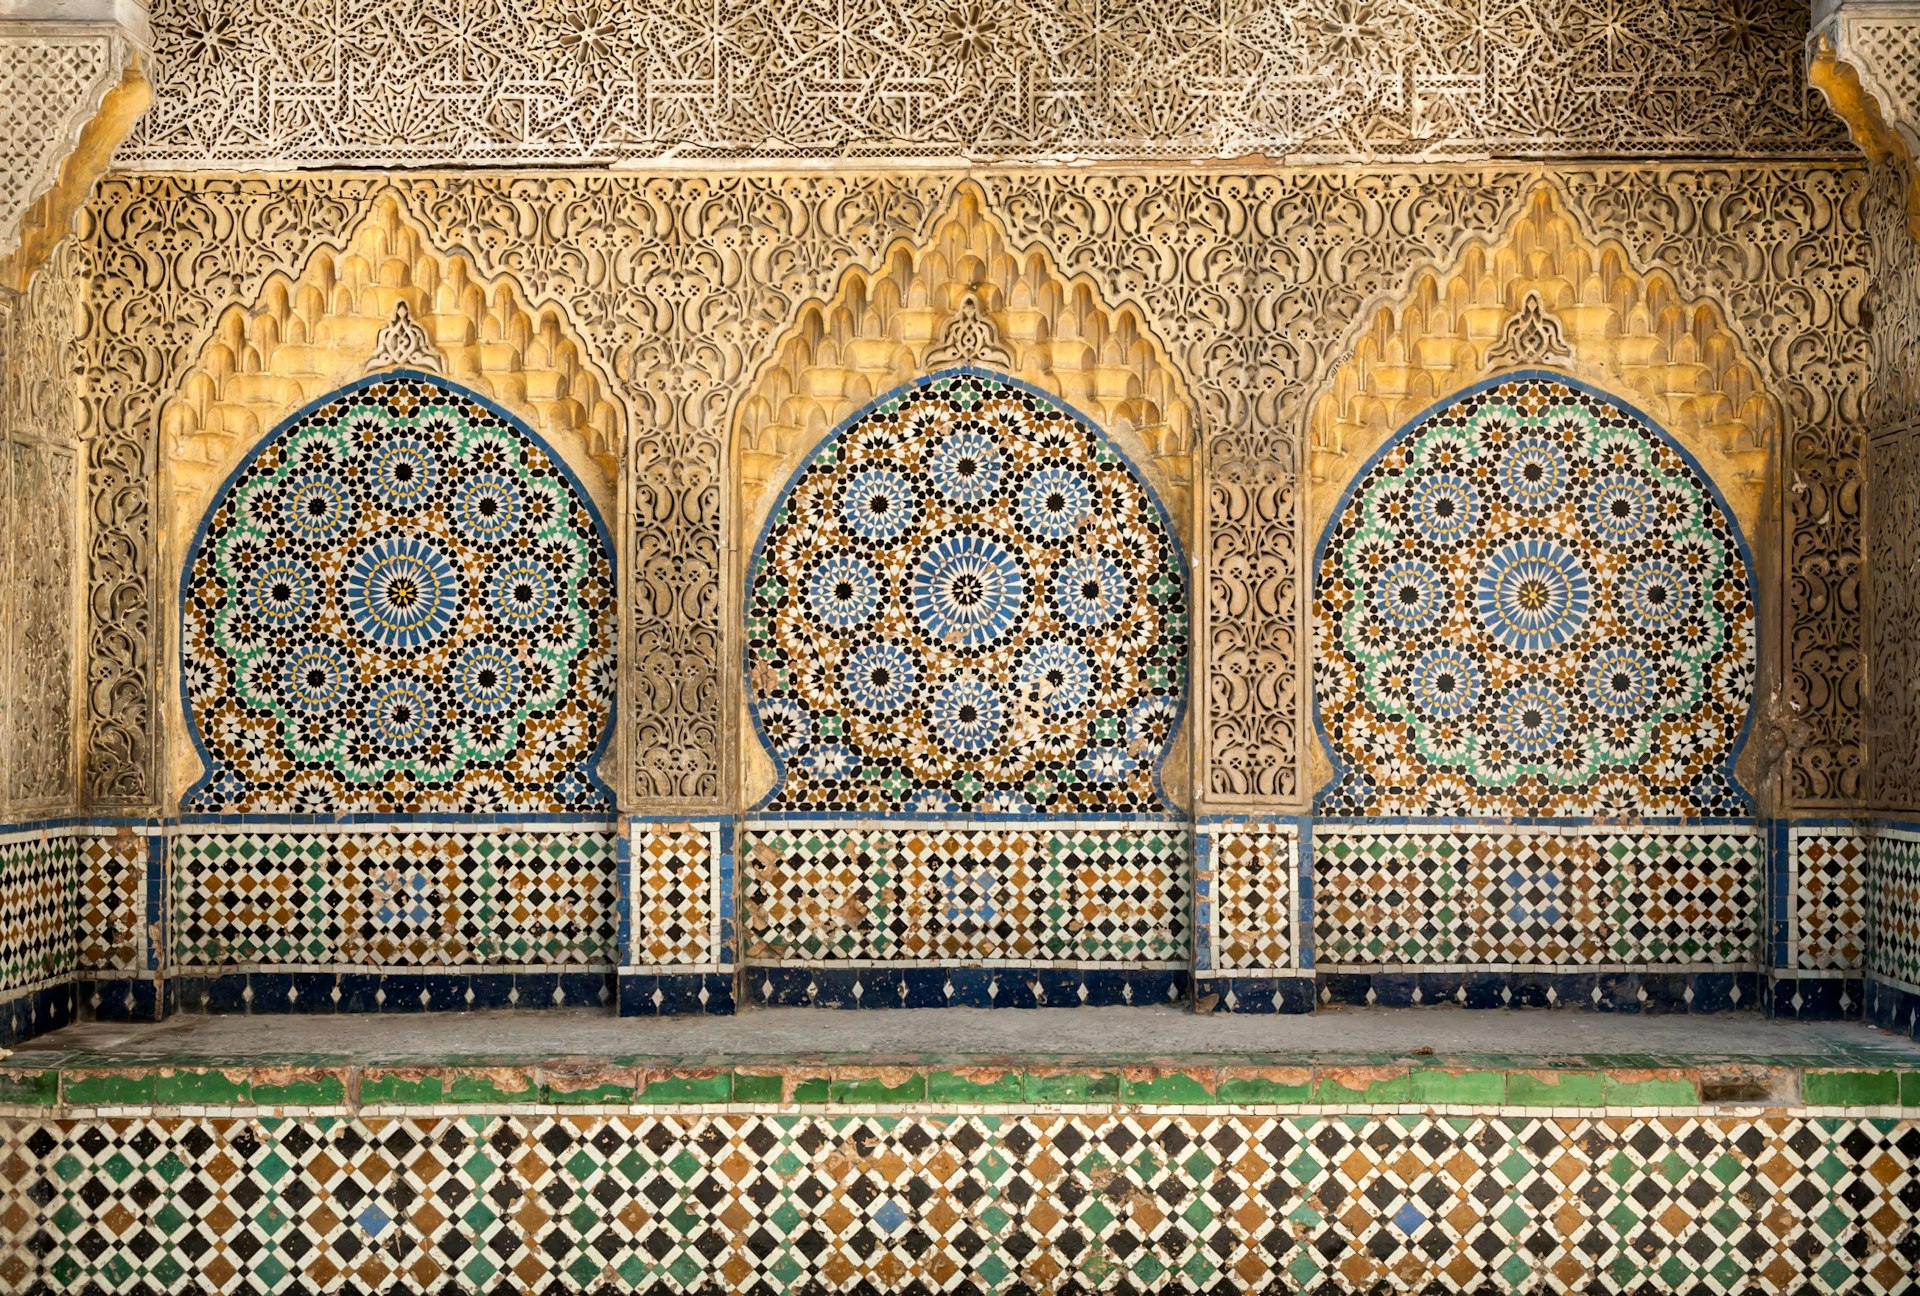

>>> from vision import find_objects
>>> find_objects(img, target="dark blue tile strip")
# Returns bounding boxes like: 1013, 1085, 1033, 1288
743, 965, 1189, 1011
1202, 976, 1316, 1015
0, 983, 76, 1049
617, 973, 737, 1016
1764, 974, 1864, 1021
1866, 978, 1920, 1040
1308, 969, 1760, 1012
158, 970, 617, 1014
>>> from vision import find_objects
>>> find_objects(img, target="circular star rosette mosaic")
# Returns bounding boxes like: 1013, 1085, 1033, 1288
1313, 377, 1754, 817
746, 371, 1188, 814
182, 376, 616, 813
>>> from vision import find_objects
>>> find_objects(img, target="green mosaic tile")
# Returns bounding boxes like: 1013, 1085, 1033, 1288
246, 1069, 348, 1107
1802, 1069, 1900, 1106
927, 1068, 1023, 1103
0, 1067, 58, 1105
539, 1067, 639, 1105
1024, 1070, 1120, 1103
1410, 1068, 1506, 1104
829, 1071, 925, 1104
1507, 1069, 1606, 1106
1212, 1069, 1314, 1105
152, 1067, 252, 1105
634, 1070, 732, 1104
1312, 1067, 1412, 1104
359, 1068, 537, 1105
1120, 1069, 1218, 1104
728, 1072, 784, 1104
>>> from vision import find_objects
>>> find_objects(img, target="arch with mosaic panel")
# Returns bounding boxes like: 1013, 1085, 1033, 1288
744, 369, 1190, 816
738, 369, 1194, 997
1313, 372, 1756, 819
180, 371, 618, 815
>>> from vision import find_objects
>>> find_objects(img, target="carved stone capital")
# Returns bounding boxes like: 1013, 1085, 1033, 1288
0, 1, 150, 289
1811, 0, 1920, 238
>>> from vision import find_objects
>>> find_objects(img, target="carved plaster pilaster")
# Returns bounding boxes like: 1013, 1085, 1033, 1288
0, 1, 150, 290
1811, 1, 1920, 238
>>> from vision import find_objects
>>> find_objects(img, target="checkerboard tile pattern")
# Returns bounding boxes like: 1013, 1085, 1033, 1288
4, 1110, 1913, 1294
628, 821, 723, 967
1794, 828, 1868, 972
0, 827, 77, 997
1869, 828, 1920, 992
171, 826, 618, 969
1313, 825, 1761, 967
76, 828, 151, 973
744, 825, 1189, 965
1208, 825, 1295, 972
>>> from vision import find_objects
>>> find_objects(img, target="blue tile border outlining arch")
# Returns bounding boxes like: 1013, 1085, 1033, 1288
174, 367, 620, 813
1307, 369, 1760, 819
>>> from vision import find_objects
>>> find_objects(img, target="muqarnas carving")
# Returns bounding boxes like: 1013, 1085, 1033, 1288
1314, 376, 1753, 818
746, 371, 1187, 815
181, 374, 616, 814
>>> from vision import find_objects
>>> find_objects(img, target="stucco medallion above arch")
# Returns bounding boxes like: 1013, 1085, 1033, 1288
158, 191, 625, 808
730, 183, 1200, 552
1306, 183, 1779, 553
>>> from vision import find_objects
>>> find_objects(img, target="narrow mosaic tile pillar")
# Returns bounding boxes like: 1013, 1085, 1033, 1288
1192, 818, 1314, 1013
74, 819, 164, 1023
1867, 824, 1920, 1038
618, 817, 736, 1014
1766, 819, 1869, 1019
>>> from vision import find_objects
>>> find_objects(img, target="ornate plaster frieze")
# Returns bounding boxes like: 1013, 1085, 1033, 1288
114, 0, 1847, 170
0, 3, 149, 289
1811, 1, 1920, 238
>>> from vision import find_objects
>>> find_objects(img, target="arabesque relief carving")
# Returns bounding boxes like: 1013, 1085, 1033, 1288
0, 17, 149, 291
1, 237, 82, 819
1864, 152, 1920, 814
116, 0, 1847, 169
9, 439, 77, 808
75, 168, 1868, 815
1868, 424, 1920, 816
1810, 3, 1920, 241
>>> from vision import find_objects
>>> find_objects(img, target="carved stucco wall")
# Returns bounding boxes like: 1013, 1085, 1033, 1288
0, 239, 82, 820
72, 167, 1868, 823
1866, 156, 1920, 817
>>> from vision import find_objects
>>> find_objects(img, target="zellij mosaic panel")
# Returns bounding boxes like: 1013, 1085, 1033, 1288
182, 375, 616, 813
747, 371, 1188, 814
1314, 376, 1754, 817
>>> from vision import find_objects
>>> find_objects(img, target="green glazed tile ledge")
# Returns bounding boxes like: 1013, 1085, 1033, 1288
7, 1058, 1919, 1114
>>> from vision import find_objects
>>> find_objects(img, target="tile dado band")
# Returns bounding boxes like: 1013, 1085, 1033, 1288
4, 1104, 1912, 1294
